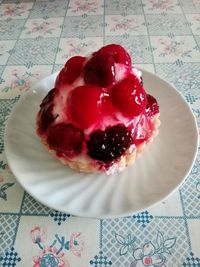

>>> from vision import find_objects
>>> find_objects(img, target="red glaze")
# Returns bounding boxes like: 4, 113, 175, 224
67, 85, 104, 129
84, 44, 131, 87
96, 44, 132, 67
111, 75, 147, 117
84, 53, 116, 87
47, 123, 84, 157
132, 114, 153, 145
55, 56, 86, 87
146, 94, 159, 116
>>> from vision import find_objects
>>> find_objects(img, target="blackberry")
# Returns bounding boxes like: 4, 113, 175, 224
87, 124, 133, 163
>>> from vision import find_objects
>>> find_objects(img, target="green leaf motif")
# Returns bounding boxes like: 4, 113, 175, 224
164, 238, 176, 249
156, 231, 164, 248
164, 247, 171, 255
120, 245, 129, 256
115, 233, 125, 245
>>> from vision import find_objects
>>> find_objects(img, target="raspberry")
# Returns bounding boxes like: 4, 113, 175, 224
84, 53, 115, 87
111, 75, 147, 117
68, 85, 104, 129
87, 124, 133, 163
146, 94, 159, 116
55, 56, 86, 87
97, 44, 132, 67
84, 44, 131, 87
47, 123, 84, 157
38, 89, 56, 133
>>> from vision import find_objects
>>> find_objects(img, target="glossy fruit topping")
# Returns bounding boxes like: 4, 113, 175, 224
55, 56, 86, 87
68, 85, 104, 129
38, 89, 56, 133
132, 115, 152, 145
47, 123, 84, 157
96, 44, 132, 67
84, 44, 131, 87
146, 94, 159, 116
87, 124, 133, 163
111, 75, 147, 117
84, 53, 115, 87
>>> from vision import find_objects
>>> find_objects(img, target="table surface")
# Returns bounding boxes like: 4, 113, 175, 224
0, 0, 200, 266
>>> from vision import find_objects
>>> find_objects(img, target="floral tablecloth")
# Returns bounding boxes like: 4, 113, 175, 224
0, 0, 200, 266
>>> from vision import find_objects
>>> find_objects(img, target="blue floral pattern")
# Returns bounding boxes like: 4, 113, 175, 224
30, 226, 84, 267
130, 232, 176, 267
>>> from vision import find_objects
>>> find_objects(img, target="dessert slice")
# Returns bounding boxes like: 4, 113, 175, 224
36, 44, 160, 174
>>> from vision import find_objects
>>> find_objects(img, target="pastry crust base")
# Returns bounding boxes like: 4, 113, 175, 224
36, 114, 160, 174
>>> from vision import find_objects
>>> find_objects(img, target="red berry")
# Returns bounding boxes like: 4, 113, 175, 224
47, 123, 84, 157
84, 53, 115, 87
146, 94, 159, 116
111, 75, 147, 117
97, 44, 132, 67
101, 93, 115, 115
55, 56, 86, 87
84, 44, 131, 87
68, 85, 104, 129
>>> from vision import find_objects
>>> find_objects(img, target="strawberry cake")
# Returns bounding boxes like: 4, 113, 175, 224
36, 44, 160, 174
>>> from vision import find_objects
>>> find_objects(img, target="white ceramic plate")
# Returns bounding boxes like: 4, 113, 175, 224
5, 70, 198, 218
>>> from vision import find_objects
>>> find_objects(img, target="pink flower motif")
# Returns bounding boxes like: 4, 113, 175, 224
33, 247, 69, 267
69, 232, 84, 257
11, 78, 30, 91
158, 38, 188, 57
149, 0, 174, 11
63, 42, 88, 59
132, 242, 166, 267
30, 226, 45, 244
4, 6, 16, 16
31, 21, 52, 34
4, 5, 25, 17
113, 18, 138, 31
10, 70, 32, 91
74, 0, 97, 13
